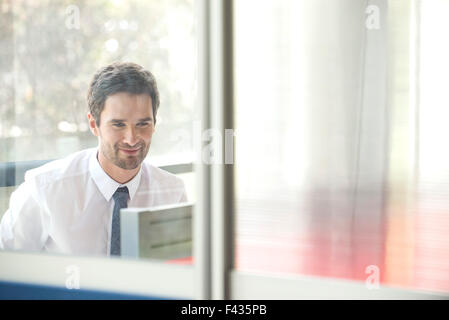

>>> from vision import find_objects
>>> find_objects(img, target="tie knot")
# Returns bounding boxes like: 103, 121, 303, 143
116, 186, 129, 194
113, 186, 129, 202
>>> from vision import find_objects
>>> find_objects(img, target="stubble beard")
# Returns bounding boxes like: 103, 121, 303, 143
101, 140, 150, 170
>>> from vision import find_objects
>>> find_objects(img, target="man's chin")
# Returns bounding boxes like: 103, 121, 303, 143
112, 147, 149, 170
114, 156, 142, 170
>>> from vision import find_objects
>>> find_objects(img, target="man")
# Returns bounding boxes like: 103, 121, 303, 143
0, 62, 187, 256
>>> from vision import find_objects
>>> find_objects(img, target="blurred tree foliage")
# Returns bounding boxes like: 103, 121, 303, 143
0, 0, 195, 161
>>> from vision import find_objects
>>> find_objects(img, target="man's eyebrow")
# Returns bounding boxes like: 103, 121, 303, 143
108, 117, 153, 123
138, 117, 153, 122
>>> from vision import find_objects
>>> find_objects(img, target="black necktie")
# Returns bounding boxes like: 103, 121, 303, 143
110, 186, 129, 256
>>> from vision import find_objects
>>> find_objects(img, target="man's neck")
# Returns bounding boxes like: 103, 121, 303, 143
97, 151, 140, 184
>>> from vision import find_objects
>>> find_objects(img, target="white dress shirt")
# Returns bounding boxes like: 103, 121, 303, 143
0, 147, 187, 256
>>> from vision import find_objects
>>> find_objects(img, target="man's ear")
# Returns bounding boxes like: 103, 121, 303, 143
87, 113, 99, 137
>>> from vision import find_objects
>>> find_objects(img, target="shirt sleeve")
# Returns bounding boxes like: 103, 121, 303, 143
0, 179, 50, 252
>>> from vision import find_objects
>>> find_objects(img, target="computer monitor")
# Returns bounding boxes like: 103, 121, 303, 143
120, 202, 194, 261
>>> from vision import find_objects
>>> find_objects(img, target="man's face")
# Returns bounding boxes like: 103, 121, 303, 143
89, 92, 155, 170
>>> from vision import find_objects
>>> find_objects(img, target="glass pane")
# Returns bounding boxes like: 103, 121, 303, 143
0, 0, 196, 263
234, 0, 449, 294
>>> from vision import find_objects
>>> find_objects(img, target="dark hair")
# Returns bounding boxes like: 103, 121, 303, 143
87, 62, 160, 126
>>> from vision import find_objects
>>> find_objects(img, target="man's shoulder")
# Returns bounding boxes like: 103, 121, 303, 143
24, 148, 95, 185
143, 161, 184, 186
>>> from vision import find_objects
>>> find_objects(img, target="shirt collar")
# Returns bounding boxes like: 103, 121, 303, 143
88, 148, 143, 202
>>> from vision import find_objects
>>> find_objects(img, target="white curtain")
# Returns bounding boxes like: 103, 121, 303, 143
234, 0, 449, 292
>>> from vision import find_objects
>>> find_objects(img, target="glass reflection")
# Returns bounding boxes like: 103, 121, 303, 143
0, 0, 196, 263
234, 0, 449, 293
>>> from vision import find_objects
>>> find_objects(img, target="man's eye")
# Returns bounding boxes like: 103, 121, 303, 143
137, 122, 149, 127
113, 123, 125, 127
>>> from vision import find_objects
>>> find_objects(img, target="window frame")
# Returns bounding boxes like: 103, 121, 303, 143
1, 0, 449, 300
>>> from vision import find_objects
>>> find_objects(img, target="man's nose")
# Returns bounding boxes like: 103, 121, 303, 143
123, 127, 138, 146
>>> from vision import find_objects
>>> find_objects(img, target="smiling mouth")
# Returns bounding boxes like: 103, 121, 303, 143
120, 148, 140, 154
